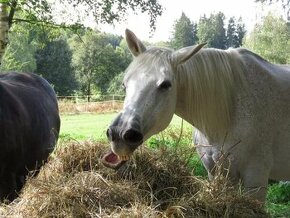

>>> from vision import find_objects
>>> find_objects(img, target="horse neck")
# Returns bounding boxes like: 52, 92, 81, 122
174, 49, 245, 141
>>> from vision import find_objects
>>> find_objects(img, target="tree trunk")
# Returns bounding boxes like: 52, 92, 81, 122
87, 81, 91, 102
0, 3, 9, 65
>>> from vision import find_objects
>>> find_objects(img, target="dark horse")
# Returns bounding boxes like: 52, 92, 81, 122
0, 72, 60, 202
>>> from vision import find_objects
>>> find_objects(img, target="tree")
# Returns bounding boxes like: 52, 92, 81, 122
244, 13, 290, 64
236, 17, 247, 47
226, 17, 246, 48
34, 38, 77, 95
197, 12, 227, 49
70, 31, 129, 99
170, 12, 198, 49
106, 38, 133, 95
116, 39, 133, 69
226, 17, 238, 48
0, 19, 67, 72
0, 22, 37, 72
0, 3, 9, 64
255, 0, 290, 20
107, 72, 125, 95
0, 0, 163, 64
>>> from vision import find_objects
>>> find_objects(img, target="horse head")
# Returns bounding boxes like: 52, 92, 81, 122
102, 29, 205, 168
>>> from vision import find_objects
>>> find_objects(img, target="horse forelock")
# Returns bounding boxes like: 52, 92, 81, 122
176, 48, 247, 141
124, 47, 173, 81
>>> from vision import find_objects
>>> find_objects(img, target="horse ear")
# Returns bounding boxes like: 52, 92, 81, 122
125, 29, 146, 57
171, 43, 206, 65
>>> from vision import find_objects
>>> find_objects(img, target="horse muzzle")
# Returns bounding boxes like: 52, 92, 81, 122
106, 126, 144, 151
106, 111, 144, 146
102, 117, 144, 169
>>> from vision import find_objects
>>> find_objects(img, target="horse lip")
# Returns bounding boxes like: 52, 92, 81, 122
101, 138, 144, 169
101, 150, 127, 170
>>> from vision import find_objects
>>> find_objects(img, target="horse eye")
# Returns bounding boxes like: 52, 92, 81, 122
158, 80, 172, 90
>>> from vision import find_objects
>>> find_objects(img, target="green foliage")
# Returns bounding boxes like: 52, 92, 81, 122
226, 17, 237, 48
255, 0, 290, 20
266, 202, 290, 217
236, 18, 247, 47
147, 134, 181, 149
0, 22, 37, 72
0, 20, 131, 95
152, 40, 171, 48
170, 12, 198, 49
107, 72, 125, 95
266, 182, 290, 217
63, 0, 163, 31
188, 154, 208, 177
267, 182, 290, 203
197, 12, 227, 49
34, 38, 77, 95
70, 31, 130, 96
244, 13, 290, 64
5, 0, 163, 31
118, 38, 134, 62
106, 40, 133, 95
226, 17, 246, 48
169, 12, 246, 49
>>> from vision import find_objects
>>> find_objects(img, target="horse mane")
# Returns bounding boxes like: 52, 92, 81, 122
176, 48, 247, 141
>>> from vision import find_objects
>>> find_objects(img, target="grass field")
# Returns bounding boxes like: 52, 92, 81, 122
60, 113, 117, 141
60, 113, 193, 141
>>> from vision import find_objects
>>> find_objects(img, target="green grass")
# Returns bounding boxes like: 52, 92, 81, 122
266, 182, 290, 217
60, 113, 193, 141
60, 113, 117, 141
266, 202, 290, 217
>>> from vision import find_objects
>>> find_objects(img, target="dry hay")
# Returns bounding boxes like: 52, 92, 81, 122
0, 141, 269, 218
58, 101, 123, 114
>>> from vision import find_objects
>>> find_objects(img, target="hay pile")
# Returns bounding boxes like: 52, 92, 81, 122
0, 141, 269, 217
58, 101, 123, 114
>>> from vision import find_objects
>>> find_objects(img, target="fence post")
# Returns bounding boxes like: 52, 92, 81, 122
112, 95, 115, 110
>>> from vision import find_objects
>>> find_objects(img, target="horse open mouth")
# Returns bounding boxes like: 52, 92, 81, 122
101, 150, 129, 169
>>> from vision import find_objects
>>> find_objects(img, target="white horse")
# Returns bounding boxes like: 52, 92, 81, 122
102, 29, 290, 202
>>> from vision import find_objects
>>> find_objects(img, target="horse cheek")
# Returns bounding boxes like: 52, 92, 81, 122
154, 96, 175, 134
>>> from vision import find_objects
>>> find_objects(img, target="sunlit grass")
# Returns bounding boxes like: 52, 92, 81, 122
60, 113, 117, 141
60, 113, 193, 141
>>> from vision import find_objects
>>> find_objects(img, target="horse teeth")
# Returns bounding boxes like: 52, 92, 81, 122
118, 155, 129, 161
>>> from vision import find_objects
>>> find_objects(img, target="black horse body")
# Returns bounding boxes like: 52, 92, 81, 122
0, 72, 60, 201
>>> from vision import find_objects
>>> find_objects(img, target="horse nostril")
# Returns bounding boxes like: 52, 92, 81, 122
123, 129, 143, 144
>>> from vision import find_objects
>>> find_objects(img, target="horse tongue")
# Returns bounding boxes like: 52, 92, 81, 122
101, 150, 126, 169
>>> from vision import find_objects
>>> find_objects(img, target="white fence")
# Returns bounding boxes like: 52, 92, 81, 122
57, 95, 125, 103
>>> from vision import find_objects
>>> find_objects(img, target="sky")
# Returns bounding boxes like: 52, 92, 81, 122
97, 0, 284, 42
